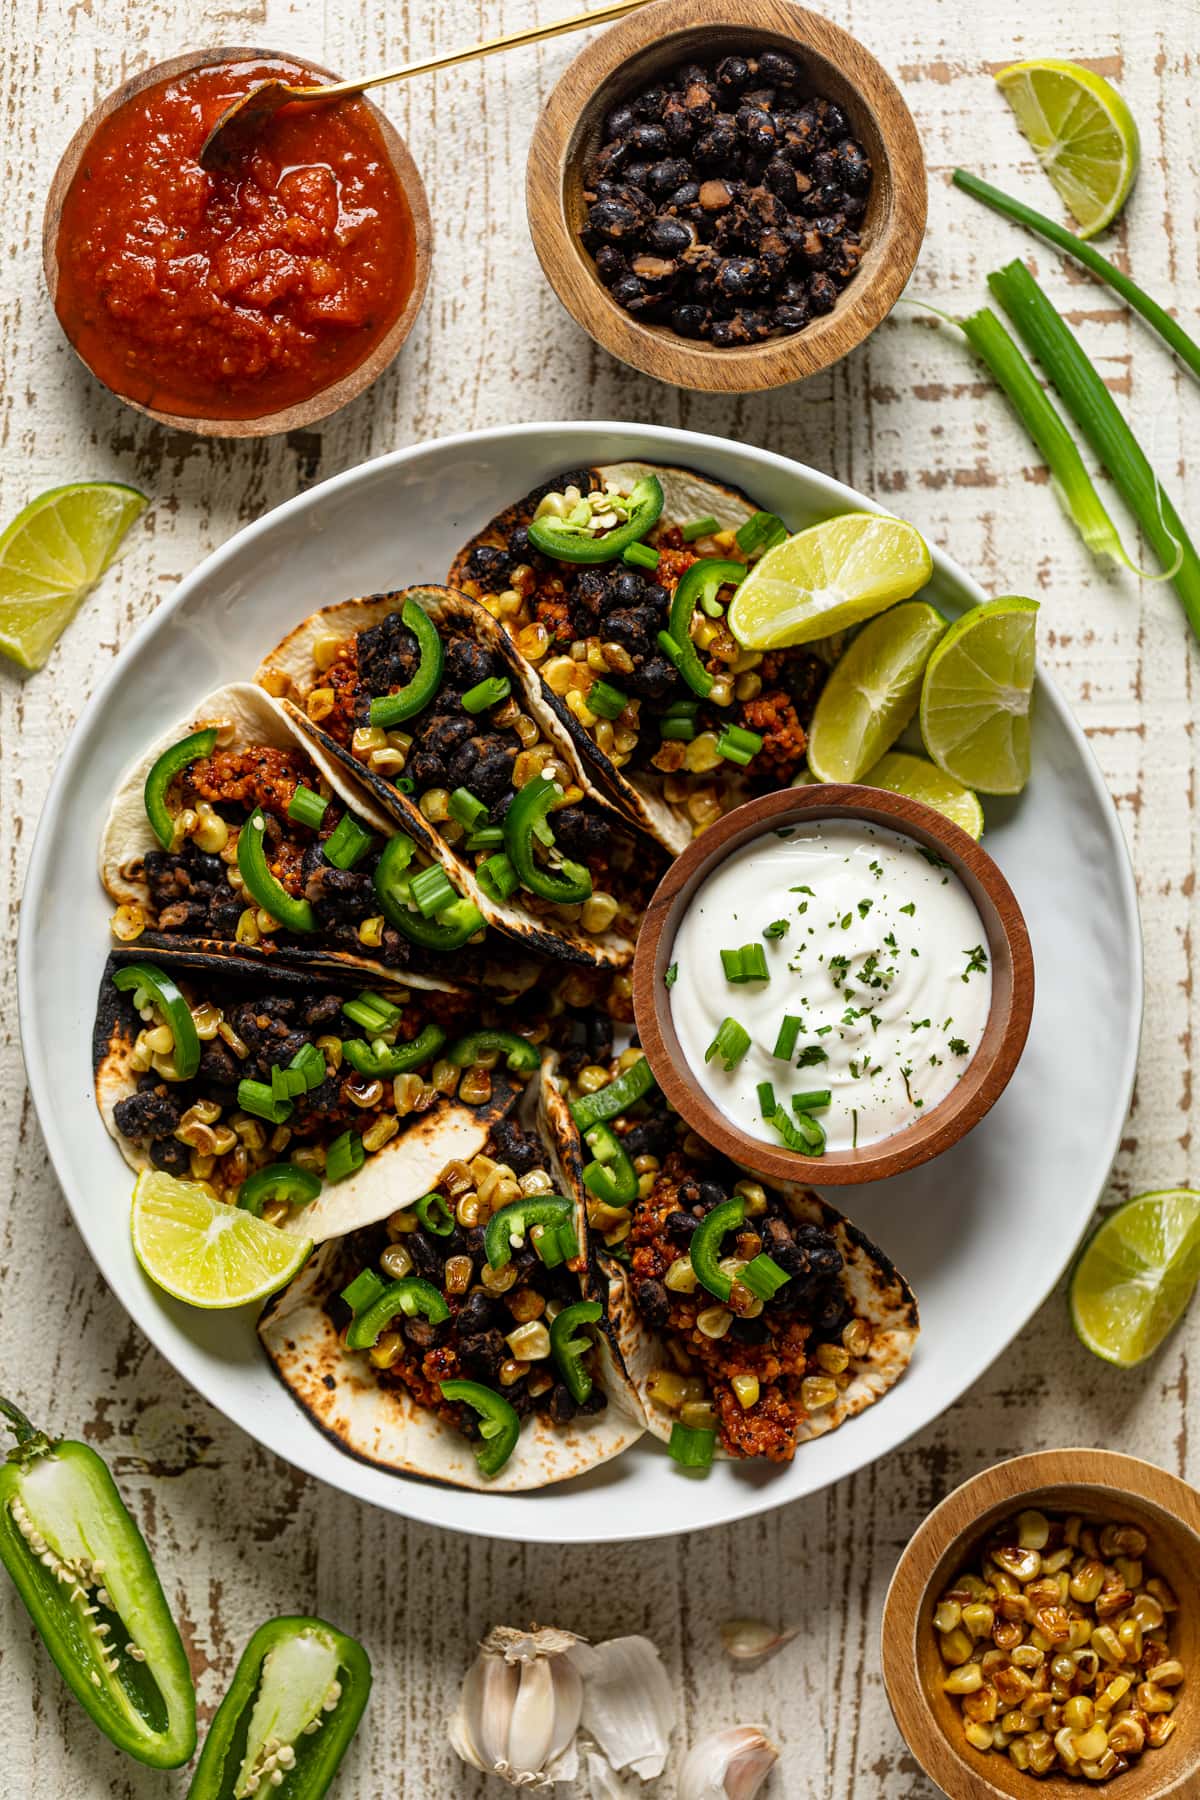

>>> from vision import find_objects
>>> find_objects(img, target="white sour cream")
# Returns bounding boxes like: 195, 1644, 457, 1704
668, 820, 993, 1151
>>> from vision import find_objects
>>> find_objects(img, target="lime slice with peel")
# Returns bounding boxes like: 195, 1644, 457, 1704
1070, 1190, 1200, 1366
919, 597, 1038, 795
727, 513, 933, 650
807, 601, 947, 783
995, 58, 1140, 238
132, 1170, 312, 1309
0, 481, 148, 672
857, 750, 984, 840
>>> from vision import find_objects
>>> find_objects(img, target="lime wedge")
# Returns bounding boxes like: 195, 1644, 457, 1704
0, 481, 148, 672
995, 58, 1140, 238
1070, 1190, 1200, 1366
858, 750, 984, 839
919, 597, 1038, 795
131, 1170, 311, 1309
807, 601, 946, 783
727, 513, 933, 650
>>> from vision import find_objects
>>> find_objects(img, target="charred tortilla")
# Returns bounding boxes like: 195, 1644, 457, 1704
450, 461, 829, 854
257, 1068, 643, 1489
256, 585, 663, 969
100, 683, 528, 994
94, 951, 529, 1242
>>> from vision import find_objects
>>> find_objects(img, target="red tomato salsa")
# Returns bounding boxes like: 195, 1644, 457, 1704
54, 58, 419, 421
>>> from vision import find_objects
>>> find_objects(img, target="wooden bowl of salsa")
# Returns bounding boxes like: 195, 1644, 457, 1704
44, 48, 432, 437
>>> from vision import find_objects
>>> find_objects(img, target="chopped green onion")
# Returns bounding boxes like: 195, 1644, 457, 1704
662, 697, 700, 719
705, 1017, 751, 1071
327, 1131, 365, 1183
660, 715, 696, 741
667, 1421, 716, 1471
960, 305, 1148, 572
756, 1079, 777, 1117
623, 541, 660, 570
720, 943, 769, 983
531, 1222, 566, 1268
793, 1088, 831, 1113
789, 1104, 827, 1153
738, 1252, 792, 1301
477, 851, 519, 902
461, 675, 511, 714
773, 1014, 801, 1060
449, 787, 488, 830
410, 864, 457, 919
735, 510, 788, 555
989, 259, 1200, 639
588, 679, 628, 720
289, 1042, 327, 1091
466, 824, 504, 851
762, 919, 789, 940
271, 1063, 305, 1104
953, 169, 1200, 385
237, 1079, 293, 1125
342, 991, 401, 1034
664, 962, 678, 989
322, 813, 374, 870
287, 784, 328, 829
717, 724, 763, 766
341, 1269, 386, 1314
558, 1220, 580, 1262
415, 1192, 454, 1236
682, 515, 720, 543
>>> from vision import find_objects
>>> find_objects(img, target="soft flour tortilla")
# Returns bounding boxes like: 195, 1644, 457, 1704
93, 951, 524, 1243
448, 462, 765, 855
257, 585, 646, 969
256, 1065, 645, 1490
99, 682, 474, 995
543, 1073, 920, 1453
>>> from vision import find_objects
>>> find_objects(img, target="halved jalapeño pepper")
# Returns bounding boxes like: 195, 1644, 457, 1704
187, 1615, 371, 1799
657, 559, 747, 700
689, 1195, 746, 1302
581, 1122, 637, 1206
237, 808, 317, 934
367, 598, 444, 728
237, 1163, 322, 1217
484, 1195, 577, 1271
0, 1396, 196, 1768
111, 962, 202, 1082
550, 1300, 603, 1405
526, 475, 664, 564
503, 774, 593, 905
340, 1023, 446, 1077
373, 834, 484, 950
143, 727, 218, 851
445, 1029, 541, 1073
344, 1277, 450, 1349
438, 1380, 521, 1478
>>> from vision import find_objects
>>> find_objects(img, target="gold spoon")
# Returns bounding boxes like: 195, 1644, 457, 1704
200, 0, 651, 168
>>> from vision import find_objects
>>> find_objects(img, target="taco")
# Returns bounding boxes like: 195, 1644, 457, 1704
255, 586, 664, 968
100, 683, 524, 993
543, 1045, 919, 1468
257, 1073, 643, 1489
449, 462, 830, 853
94, 950, 544, 1242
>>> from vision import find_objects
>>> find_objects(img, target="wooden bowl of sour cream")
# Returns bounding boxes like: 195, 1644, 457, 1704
631, 785, 1034, 1185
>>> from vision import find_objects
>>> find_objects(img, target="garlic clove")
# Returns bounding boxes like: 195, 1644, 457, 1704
718, 1619, 800, 1666
677, 1725, 780, 1800
546, 1648, 584, 1771
507, 1655, 559, 1780
449, 1647, 516, 1773
572, 1635, 676, 1780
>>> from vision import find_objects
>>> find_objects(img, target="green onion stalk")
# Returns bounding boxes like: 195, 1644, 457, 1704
988, 259, 1200, 644
953, 170, 1200, 385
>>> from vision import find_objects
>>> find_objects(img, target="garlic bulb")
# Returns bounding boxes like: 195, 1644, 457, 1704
676, 1725, 780, 1800
450, 1626, 583, 1788
718, 1619, 799, 1666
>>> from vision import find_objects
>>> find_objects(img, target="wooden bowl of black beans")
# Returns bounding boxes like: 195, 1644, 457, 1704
526, 0, 927, 391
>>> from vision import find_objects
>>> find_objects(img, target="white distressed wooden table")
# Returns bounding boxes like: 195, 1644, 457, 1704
2, 1, 1197, 1793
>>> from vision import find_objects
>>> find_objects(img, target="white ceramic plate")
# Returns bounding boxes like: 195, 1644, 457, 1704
18, 423, 1141, 1544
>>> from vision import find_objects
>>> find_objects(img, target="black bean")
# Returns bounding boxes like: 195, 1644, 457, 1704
714, 256, 763, 299
664, 1209, 701, 1243
610, 274, 646, 309
149, 1138, 191, 1176
662, 100, 694, 148
594, 245, 628, 288
605, 103, 635, 140
837, 140, 871, 193
758, 47, 800, 85
631, 84, 668, 121
823, 101, 848, 137
587, 199, 642, 242
715, 55, 751, 95
810, 149, 838, 187
808, 271, 839, 313
694, 117, 738, 164
634, 1278, 672, 1328
628, 121, 668, 156
670, 181, 701, 207
772, 301, 809, 332
736, 106, 776, 153
646, 158, 692, 197
671, 302, 708, 337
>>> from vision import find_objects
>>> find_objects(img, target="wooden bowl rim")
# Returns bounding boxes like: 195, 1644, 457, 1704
630, 783, 1034, 1184
880, 1450, 1200, 1800
525, 0, 927, 392
42, 45, 433, 439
